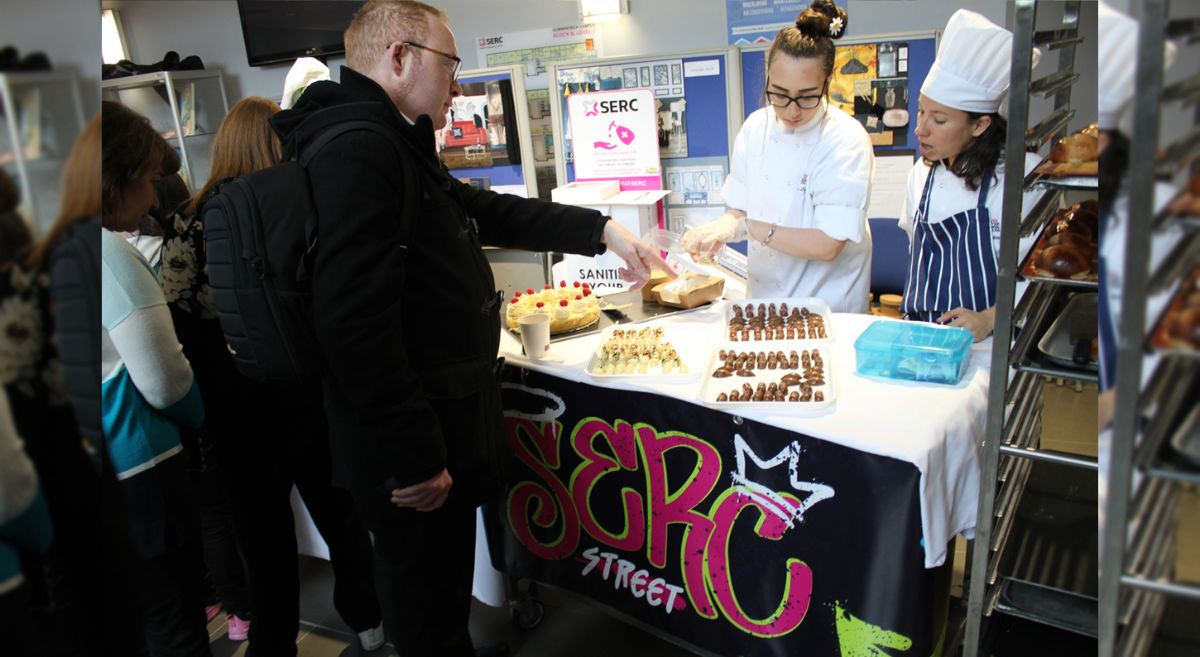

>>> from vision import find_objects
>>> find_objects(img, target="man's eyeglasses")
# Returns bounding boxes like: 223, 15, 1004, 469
764, 79, 827, 110
403, 41, 462, 81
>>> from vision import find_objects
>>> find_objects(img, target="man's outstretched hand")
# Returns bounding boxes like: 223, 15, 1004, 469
600, 220, 676, 290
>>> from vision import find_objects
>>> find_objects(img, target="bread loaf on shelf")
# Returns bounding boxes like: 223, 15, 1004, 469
1036, 244, 1092, 279
1050, 131, 1099, 163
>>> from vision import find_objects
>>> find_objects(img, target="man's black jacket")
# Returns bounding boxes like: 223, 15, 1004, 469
271, 67, 609, 506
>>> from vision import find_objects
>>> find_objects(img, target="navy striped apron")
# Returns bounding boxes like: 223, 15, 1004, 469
901, 164, 998, 322
1097, 210, 1117, 392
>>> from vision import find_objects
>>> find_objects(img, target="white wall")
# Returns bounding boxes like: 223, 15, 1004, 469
0, 0, 102, 116
108, 1, 1095, 123
105, 0, 318, 103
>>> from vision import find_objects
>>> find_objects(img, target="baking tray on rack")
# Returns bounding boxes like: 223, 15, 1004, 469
1024, 155, 1098, 191
1158, 187, 1200, 230
1036, 292, 1098, 372
1014, 287, 1098, 382
1167, 403, 1200, 470
1147, 265, 1200, 358
1018, 211, 1099, 289
699, 344, 835, 413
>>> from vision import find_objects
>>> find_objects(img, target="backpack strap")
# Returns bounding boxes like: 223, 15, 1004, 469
292, 119, 418, 281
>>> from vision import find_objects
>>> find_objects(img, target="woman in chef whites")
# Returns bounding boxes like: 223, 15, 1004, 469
682, 0, 874, 313
1095, 1, 1179, 430
899, 9, 1044, 341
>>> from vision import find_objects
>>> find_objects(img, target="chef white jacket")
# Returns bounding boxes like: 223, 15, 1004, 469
723, 102, 874, 313
898, 152, 1044, 263
1100, 182, 1182, 350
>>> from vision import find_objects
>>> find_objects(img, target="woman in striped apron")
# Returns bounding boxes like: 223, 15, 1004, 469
898, 9, 1042, 341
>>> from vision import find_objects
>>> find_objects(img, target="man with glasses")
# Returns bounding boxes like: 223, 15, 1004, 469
682, 0, 874, 313
271, 2, 669, 655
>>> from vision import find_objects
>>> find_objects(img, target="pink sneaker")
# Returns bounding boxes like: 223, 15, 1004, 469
205, 604, 223, 623
226, 614, 251, 641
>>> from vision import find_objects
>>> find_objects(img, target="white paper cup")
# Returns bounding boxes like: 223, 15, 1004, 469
518, 313, 550, 360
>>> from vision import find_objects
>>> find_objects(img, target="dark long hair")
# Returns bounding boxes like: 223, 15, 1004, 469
101, 100, 180, 227
1099, 130, 1128, 216
942, 112, 1006, 192
767, 0, 848, 78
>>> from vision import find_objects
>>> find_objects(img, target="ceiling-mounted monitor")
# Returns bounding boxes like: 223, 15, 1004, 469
237, 0, 364, 67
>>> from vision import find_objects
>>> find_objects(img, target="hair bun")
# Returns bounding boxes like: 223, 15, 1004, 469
795, 0, 849, 40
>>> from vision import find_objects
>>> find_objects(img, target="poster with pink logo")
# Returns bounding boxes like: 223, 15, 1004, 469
567, 89, 661, 191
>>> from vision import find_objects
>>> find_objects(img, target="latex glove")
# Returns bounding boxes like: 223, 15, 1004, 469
390, 468, 452, 512
601, 220, 676, 290
937, 306, 996, 342
681, 213, 747, 260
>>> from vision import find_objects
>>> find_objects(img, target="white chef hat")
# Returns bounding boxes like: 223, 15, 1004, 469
281, 57, 330, 110
922, 9, 1041, 114
1098, 1, 1177, 130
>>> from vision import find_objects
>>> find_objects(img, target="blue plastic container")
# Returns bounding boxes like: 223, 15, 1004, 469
853, 320, 975, 385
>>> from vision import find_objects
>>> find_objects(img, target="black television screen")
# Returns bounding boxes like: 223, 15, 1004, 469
237, 0, 364, 67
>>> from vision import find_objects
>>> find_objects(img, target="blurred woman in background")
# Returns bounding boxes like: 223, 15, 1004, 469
101, 100, 211, 657
161, 95, 384, 655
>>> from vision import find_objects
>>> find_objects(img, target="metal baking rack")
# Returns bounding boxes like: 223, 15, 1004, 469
964, 3, 1099, 656
1023, 157, 1099, 192
1100, 2, 1200, 657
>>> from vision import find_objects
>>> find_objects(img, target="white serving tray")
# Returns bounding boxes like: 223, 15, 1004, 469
699, 343, 836, 413
723, 297, 834, 343
583, 323, 705, 383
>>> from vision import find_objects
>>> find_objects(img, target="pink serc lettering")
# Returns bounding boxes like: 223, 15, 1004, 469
506, 416, 812, 637
506, 418, 579, 560
571, 419, 646, 552
638, 426, 721, 618
706, 490, 812, 637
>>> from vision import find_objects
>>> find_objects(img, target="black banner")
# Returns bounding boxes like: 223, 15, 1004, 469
488, 367, 937, 657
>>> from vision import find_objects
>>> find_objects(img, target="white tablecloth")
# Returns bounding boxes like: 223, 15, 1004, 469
500, 303, 990, 568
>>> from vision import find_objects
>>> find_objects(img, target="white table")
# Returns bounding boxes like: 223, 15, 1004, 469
498, 303, 990, 568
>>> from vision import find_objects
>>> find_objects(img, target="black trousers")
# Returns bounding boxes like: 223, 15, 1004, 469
350, 490, 479, 657
214, 385, 381, 657
138, 538, 212, 657
16, 408, 146, 657
130, 455, 212, 657
0, 581, 40, 655
189, 464, 251, 618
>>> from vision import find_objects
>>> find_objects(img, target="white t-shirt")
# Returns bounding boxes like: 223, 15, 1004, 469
723, 103, 874, 313
899, 152, 1044, 262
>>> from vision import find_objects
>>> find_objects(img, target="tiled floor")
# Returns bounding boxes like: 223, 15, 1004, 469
207, 556, 699, 657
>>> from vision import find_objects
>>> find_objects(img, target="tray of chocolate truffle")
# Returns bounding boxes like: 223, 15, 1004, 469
1148, 266, 1200, 357
1027, 123, 1098, 188
585, 325, 702, 381
1019, 200, 1099, 287
700, 345, 835, 411
724, 298, 833, 343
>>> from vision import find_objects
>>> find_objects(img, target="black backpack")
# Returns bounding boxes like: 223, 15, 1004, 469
202, 117, 410, 384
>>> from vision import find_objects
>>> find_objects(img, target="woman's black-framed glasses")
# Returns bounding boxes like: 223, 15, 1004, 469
764, 79, 827, 110
403, 41, 462, 81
